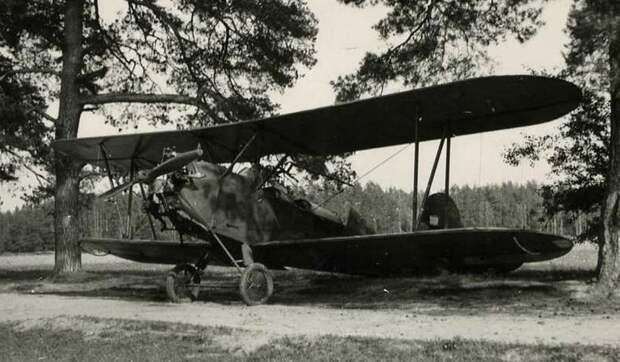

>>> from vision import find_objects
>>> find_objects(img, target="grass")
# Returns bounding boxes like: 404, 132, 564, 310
2, 245, 616, 316
1, 317, 619, 362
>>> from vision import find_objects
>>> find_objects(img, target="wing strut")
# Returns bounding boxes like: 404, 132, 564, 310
138, 183, 158, 240
412, 115, 420, 230
220, 133, 257, 180
444, 127, 452, 228
125, 159, 135, 238
99, 143, 116, 188
416, 129, 446, 229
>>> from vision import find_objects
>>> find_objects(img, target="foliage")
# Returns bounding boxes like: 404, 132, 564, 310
332, 0, 546, 102
296, 181, 581, 235
0, 181, 589, 253
504, 90, 608, 239
503, 1, 613, 241
0, 0, 321, 195
1, 0, 319, 123
0, 203, 53, 253
0, 54, 51, 184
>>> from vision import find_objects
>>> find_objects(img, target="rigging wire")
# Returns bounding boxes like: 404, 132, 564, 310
319, 143, 412, 206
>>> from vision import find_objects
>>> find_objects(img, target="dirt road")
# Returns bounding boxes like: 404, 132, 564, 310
1, 292, 619, 346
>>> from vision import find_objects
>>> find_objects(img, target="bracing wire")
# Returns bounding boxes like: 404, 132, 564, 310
319, 143, 412, 206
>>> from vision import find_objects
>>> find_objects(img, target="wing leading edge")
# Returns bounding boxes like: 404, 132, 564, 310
54, 75, 581, 172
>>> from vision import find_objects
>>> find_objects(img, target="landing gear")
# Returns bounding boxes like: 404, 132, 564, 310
165, 235, 275, 305
215, 236, 274, 306
239, 263, 274, 306
166, 263, 201, 303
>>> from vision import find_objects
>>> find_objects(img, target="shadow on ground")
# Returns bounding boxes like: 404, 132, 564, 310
2, 247, 616, 316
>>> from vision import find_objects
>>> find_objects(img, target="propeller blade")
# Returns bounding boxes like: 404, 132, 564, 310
98, 180, 136, 200
143, 148, 203, 183
97, 148, 203, 200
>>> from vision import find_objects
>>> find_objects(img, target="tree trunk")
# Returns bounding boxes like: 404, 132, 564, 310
597, 14, 620, 295
54, 0, 84, 274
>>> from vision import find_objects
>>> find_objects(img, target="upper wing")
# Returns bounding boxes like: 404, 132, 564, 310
53, 75, 581, 172
252, 228, 573, 275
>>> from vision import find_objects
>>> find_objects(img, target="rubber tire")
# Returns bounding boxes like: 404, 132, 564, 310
166, 264, 200, 303
239, 263, 273, 306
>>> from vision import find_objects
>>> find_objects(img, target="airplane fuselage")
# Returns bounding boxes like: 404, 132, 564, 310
150, 161, 351, 248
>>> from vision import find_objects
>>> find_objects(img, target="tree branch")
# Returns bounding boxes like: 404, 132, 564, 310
0, 68, 61, 81
28, 108, 58, 124
384, 0, 435, 58
81, 93, 205, 109
3, 148, 51, 187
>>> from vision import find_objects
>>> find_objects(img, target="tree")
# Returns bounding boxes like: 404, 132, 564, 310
332, 0, 546, 101
597, 1, 620, 295
504, 1, 620, 296
504, 88, 608, 240
0, 0, 318, 273
0, 54, 50, 184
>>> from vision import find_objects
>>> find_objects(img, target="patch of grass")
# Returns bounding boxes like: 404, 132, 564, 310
1, 317, 619, 362
251, 336, 620, 362
1, 318, 237, 362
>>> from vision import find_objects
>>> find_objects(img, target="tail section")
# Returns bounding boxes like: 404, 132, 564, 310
419, 193, 463, 230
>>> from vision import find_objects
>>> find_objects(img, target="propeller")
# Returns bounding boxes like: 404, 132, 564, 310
98, 148, 203, 200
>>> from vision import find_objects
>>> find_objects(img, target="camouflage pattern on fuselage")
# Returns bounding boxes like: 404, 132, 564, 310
158, 161, 354, 246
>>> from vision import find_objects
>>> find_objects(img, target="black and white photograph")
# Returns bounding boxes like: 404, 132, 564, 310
1, 0, 619, 360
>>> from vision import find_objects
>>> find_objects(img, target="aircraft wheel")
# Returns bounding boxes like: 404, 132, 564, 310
166, 264, 200, 303
239, 263, 273, 306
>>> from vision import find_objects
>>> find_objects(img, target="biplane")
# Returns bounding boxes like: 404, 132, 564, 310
53, 75, 581, 305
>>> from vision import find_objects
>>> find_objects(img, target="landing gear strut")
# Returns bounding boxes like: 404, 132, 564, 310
210, 232, 274, 305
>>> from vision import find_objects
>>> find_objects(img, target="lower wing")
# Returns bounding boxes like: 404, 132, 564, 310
81, 239, 208, 265
253, 227, 573, 275
81, 228, 572, 275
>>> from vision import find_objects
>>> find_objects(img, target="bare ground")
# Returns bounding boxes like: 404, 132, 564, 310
1, 244, 620, 348
2, 292, 620, 347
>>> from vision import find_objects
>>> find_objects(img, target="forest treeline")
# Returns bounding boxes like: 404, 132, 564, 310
0, 181, 591, 253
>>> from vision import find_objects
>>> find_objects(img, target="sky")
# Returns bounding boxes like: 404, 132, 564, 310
0, 1, 572, 211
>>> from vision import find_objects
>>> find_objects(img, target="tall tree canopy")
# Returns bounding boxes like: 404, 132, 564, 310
504, 2, 611, 232
0, 54, 50, 184
332, 0, 546, 101
0, 0, 318, 272
503, 1, 620, 295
